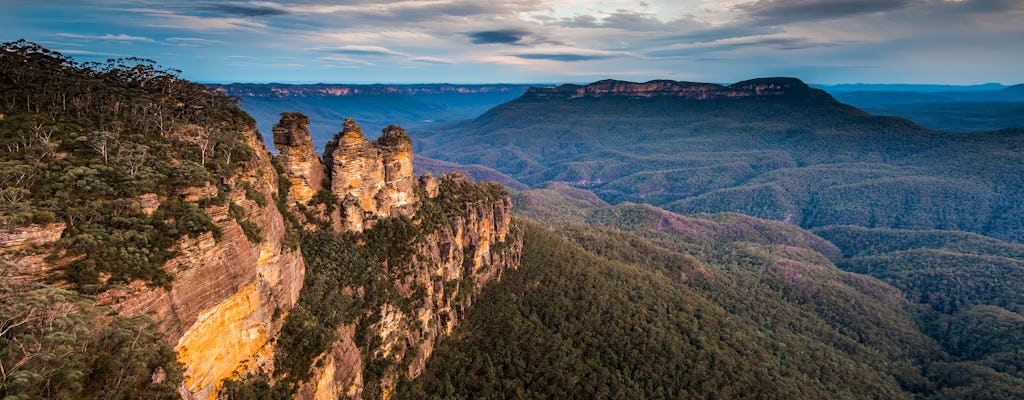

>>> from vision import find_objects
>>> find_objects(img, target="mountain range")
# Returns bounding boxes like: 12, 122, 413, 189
3, 42, 1023, 399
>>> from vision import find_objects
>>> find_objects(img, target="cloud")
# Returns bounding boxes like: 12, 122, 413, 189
564, 9, 677, 31
315, 45, 409, 57
660, 24, 780, 44
319, 55, 376, 68
313, 45, 452, 64
54, 33, 155, 43
123, 8, 267, 30
467, 29, 531, 44
409, 56, 454, 64
166, 37, 223, 46
648, 35, 846, 58
199, 1, 289, 17
509, 48, 625, 62
54, 49, 124, 57
736, 0, 914, 22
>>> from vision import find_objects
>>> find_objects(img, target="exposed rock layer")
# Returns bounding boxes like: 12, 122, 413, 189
323, 118, 418, 232
1, 113, 520, 400
524, 78, 830, 101
273, 112, 325, 204
296, 178, 521, 399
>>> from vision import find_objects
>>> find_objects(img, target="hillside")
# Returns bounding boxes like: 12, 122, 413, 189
5, 41, 1023, 400
413, 78, 1024, 243
0, 42, 523, 400
398, 186, 1024, 398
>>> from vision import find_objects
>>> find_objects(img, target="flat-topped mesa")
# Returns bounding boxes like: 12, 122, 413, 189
523, 77, 832, 102
323, 118, 418, 232
272, 112, 324, 204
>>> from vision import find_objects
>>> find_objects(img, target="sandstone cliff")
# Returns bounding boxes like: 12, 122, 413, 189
107, 127, 305, 399
523, 77, 831, 101
0, 124, 307, 399
260, 115, 523, 399
294, 175, 521, 399
273, 112, 325, 205
323, 118, 418, 232
0, 110, 520, 400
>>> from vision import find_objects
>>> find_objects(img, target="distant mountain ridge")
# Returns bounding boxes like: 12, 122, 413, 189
523, 77, 830, 101
414, 76, 1024, 243
822, 82, 1024, 132
209, 83, 537, 98
208, 83, 541, 149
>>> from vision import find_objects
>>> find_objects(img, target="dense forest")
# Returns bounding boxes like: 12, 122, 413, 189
398, 186, 1024, 398
0, 40, 259, 292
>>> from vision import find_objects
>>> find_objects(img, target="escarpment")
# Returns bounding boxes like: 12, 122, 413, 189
0, 109, 519, 400
0, 45, 520, 400
216, 113, 522, 399
523, 77, 831, 101
106, 127, 306, 400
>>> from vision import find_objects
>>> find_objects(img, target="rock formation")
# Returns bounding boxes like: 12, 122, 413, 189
273, 112, 325, 204
324, 118, 418, 232
523, 77, 830, 101
295, 175, 521, 399
1, 111, 520, 400
108, 127, 305, 400
280, 116, 521, 399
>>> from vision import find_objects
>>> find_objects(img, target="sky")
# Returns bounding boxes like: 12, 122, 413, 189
3, 0, 1023, 84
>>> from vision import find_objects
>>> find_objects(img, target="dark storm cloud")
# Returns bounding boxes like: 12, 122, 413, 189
468, 29, 530, 44
200, 2, 289, 17
736, 0, 914, 22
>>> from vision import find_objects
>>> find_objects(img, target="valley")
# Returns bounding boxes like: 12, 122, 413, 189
2, 41, 1023, 400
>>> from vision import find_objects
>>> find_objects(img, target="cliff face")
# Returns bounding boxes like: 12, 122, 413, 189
523, 77, 831, 101
107, 127, 305, 400
323, 119, 418, 232
272, 114, 522, 399
296, 177, 521, 399
1, 109, 519, 400
273, 113, 325, 204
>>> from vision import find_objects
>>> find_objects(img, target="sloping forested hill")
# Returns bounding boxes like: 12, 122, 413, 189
397, 199, 1024, 399
412, 79, 1024, 243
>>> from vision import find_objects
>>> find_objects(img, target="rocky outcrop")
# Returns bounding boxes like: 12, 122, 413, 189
324, 118, 418, 232
273, 113, 325, 204
256, 116, 523, 399
107, 127, 305, 400
523, 77, 832, 101
2, 111, 520, 400
296, 175, 522, 400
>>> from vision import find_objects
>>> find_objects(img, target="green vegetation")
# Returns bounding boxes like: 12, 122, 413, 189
397, 220, 947, 399
0, 268, 182, 399
409, 187, 1024, 399
809, 225, 1024, 396
415, 83, 1024, 242
0, 40, 258, 291
220, 174, 509, 397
